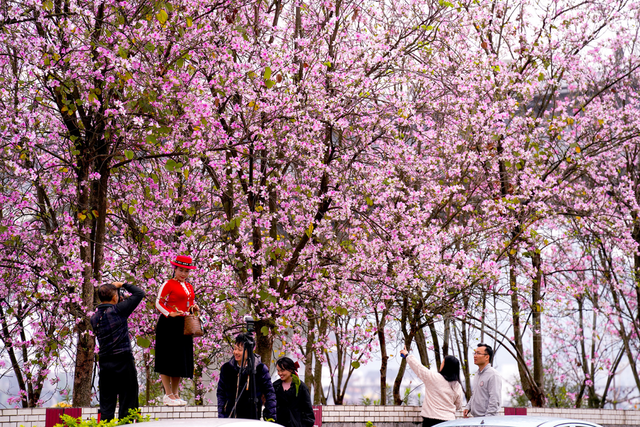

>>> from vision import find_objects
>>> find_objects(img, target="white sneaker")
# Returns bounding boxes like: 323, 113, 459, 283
163, 394, 179, 406
174, 396, 187, 406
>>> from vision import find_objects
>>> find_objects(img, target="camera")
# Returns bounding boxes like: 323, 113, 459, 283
244, 316, 255, 333
117, 287, 127, 303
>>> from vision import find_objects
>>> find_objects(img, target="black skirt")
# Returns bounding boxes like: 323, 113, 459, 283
154, 315, 194, 378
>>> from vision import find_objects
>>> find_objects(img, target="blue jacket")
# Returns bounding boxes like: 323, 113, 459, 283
217, 355, 277, 421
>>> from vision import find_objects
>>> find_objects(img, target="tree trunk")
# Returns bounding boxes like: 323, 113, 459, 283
304, 313, 316, 396
414, 327, 430, 368
633, 222, 640, 323
393, 331, 414, 405
392, 356, 408, 405
313, 317, 327, 404
531, 252, 545, 405
73, 157, 96, 407
73, 147, 111, 407
459, 299, 472, 400
428, 319, 441, 369
442, 315, 451, 357
254, 318, 275, 368
509, 253, 544, 407
374, 305, 389, 405
72, 325, 95, 407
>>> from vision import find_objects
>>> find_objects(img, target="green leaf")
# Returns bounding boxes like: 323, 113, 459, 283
156, 9, 168, 24
146, 134, 157, 144
124, 150, 134, 160
336, 307, 349, 316
118, 47, 128, 59
235, 25, 249, 41
137, 337, 151, 348
265, 79, 275, 88
305, 223, 314, 238
186, 16, 193, 27
263, 67, 272, 80
323, 61, 331, 67
351, 361, 361, 369
261, 326, 270, 336
365, 196, 373, 206
128, 206, 135, 215
258, 290, 277, 303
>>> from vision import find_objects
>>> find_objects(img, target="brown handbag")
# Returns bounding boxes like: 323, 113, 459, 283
183, 307, 204, 337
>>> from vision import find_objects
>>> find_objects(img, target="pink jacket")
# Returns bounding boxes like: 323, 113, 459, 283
406, 355, 465, 421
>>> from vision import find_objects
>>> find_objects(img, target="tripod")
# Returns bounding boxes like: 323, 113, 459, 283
229, 329, 259, 419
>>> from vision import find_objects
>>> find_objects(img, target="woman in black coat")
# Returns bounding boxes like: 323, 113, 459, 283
273, 357, 315, 427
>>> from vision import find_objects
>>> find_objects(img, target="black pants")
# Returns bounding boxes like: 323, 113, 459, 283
422, 417, 446, 427
98, 352, 139, 422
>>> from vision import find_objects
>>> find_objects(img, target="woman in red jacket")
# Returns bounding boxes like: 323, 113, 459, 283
155, 255, 198, 406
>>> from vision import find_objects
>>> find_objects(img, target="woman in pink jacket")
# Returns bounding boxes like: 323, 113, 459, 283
400, 348, 465, 427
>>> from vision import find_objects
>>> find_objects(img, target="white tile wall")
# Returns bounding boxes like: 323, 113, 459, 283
2, 406, 639, 427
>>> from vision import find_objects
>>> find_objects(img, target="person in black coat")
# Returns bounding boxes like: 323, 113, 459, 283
273, 357, 315, 427
90, 282, 145, 422
216, 333, 277, 420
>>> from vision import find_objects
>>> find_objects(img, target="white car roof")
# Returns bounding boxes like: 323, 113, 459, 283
142, 419, 284, 427
434, 416, 603, 427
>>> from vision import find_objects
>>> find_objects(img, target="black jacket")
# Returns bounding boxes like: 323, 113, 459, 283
217, 355, 277, 420
90, 283, 145, 357
273, 377, 315, 427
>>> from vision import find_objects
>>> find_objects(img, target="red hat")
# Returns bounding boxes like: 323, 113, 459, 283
170, 255, 196, 269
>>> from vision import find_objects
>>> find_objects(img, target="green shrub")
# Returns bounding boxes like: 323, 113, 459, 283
54, 408, 153, 427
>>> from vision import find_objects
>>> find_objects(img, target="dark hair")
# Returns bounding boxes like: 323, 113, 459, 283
235, 333, 250, 347
276, 357, 297, 374
478, 343, 494, 363
439, 355, 461, 383
98, 283, 117, 302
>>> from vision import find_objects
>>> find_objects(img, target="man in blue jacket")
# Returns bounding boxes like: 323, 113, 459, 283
90, 281, 145, 422
217, 333, 277, 421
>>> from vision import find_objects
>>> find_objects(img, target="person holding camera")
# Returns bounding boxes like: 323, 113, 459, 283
216, 333, 277, 421
155, 254, 199, 406
273, 357, 315, 427
400, 347, 465, 427
91, 281, 145, 422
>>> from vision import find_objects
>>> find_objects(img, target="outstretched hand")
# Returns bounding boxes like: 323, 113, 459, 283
400, 347, 408, 358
